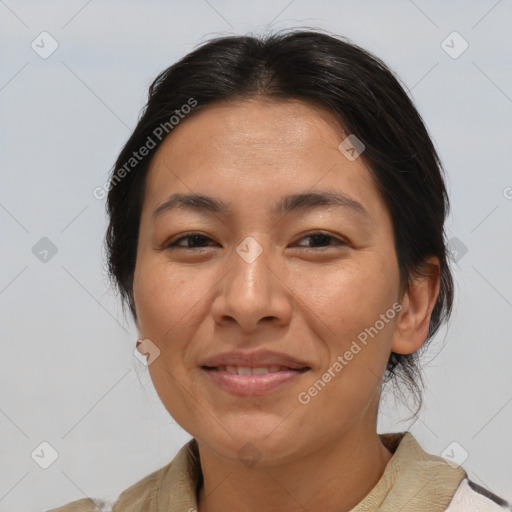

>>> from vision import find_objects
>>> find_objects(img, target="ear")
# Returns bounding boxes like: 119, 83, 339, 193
391, 256, 441, 355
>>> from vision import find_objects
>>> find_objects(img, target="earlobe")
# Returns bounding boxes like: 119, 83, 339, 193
391, 257, 441, 355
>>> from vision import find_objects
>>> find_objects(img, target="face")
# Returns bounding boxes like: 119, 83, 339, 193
133, 98, 403, 465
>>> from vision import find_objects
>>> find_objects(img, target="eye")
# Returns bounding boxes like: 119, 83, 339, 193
165, 233, 217, 249
295, 232, 346, 249
163, 231, 346, 251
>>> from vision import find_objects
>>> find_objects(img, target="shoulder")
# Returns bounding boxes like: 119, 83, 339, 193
46, 438, 199, 512
46, 497, 117, 511
446, 478, 512, 511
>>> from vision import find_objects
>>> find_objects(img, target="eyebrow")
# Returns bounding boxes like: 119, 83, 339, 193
152, 190, 369, 220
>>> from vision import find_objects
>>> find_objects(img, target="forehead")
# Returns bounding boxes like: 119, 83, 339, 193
142, 98, 384, 220
185, 98, 343, 151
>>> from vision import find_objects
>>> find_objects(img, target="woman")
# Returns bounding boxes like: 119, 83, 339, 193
49, 29, 511, 511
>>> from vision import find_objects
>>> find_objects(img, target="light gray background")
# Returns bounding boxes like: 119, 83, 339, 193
1, 1, 511, 510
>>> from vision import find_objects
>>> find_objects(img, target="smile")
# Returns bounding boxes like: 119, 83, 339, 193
201, 366, 310, 396
206, 365, 308, 375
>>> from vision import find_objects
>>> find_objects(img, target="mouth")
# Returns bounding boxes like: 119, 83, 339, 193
203, 365, 310, 375
201, 365, 311, 395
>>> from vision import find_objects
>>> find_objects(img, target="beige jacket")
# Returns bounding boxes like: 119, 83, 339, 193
47, 431, 511, 511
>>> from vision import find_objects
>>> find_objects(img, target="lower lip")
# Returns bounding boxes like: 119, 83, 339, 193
202, 368, 308, 396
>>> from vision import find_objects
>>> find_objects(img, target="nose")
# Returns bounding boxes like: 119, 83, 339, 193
211, 235, 293, 333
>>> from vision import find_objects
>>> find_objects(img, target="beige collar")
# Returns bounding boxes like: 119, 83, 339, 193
113, 432, 467, 512
348, 432, 467, 511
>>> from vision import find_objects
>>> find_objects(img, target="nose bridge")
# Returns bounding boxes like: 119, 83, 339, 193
235, 234, 270, 292
212, 234, 290, 329
231, 234, 273, 302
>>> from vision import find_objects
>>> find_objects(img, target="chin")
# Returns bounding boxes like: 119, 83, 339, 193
196, 422, 306, 468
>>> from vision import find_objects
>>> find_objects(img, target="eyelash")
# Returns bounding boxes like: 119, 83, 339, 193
164, 232, 347, 250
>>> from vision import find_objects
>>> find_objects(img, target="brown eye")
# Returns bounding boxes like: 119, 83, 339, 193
296, 232, 345, 248
166, 233, 216, 249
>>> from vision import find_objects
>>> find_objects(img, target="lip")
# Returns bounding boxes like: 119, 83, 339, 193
199, 349, 311, 370
199, 349, 311, 396
202, 367, 309, 396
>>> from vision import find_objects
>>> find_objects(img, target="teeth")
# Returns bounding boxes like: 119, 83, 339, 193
217, 365, 288, 374
252, 367, 269, 375
237, 366, 252, 376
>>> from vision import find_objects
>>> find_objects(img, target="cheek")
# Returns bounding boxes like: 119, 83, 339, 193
133, 258, 211, 426
133, 257, 208, 332
133, 258, 209, 351
293, 254, 399, 341
296, 264, 398, 426
292, 255, 399, 410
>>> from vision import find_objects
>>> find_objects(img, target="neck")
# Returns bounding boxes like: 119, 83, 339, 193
196, 427, 394, 512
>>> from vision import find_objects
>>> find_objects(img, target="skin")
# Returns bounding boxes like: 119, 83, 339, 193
132, 98, 440, 512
